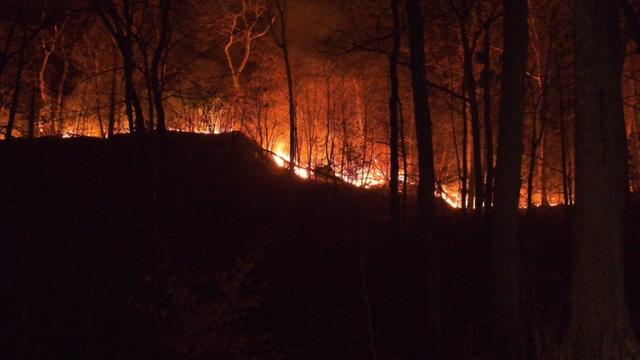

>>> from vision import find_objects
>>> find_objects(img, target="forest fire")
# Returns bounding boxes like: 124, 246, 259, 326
3, 0, 640, 358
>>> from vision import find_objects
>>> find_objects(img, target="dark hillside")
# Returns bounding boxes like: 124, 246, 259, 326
1, 132, 638, 359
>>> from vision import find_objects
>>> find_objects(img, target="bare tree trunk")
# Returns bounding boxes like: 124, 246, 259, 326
399, 99, 409, 213
554, 33, 570, 206
120, 38, 145, 134
52, 58, 69, 135
388, 0, 401, 239
448, 64, 463, 206
151, 0, 170, 132
108, 46, 118, 138
141, 47, 155, 131
324, 77, 334, 165
272, 0, 297, 172
527, 114, 537, 209
406, 0, 440, 350
540, 133, 549, 206
490, 0, 528, 357
464, 41, 484, 210
454, 3, 484, 211
566, 0, 638, 357
482, 24, 494, 210
462, 87, 469, 209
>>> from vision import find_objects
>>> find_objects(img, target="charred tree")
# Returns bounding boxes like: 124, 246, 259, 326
490, 0, 528, 357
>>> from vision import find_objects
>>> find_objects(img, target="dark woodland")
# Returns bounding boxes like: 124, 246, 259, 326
1, 0, 640, 358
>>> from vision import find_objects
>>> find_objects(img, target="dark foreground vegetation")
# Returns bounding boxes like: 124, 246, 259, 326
1, 132, 639, 359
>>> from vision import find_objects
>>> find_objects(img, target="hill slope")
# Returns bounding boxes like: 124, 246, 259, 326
1, 132, 638, 359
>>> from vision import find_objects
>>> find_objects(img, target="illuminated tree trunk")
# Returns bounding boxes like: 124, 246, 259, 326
490, 0, 528, 357
464, 45, 483, 210
38, 35, 56, 135
566, 0, 638, 357
540, 134, 549, 207
272, 0, 297, 172
108, 44, 118, 138
462, 94, 468, 208
527, 66, 551, 209
482, 24, 494, 210
340, 93, 347, 177
526, 115, 538, 209
448, 62, 463, 207
51, 58, 69, 135
92, 50, 106, 138
27, 87, 38, 139
324, 77, 335, 166
388, 0, 401, 239
405, 0, 440, 346
633, 73, 640, 182
399, 99, 409, 212
554, 33, 571, 206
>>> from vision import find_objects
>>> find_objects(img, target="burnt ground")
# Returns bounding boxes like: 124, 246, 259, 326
0, 132, 638, 359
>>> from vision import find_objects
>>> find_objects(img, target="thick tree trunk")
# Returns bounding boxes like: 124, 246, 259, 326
566, 0, 638, 357
490, 0, 528, 357
405, 0, 440, 348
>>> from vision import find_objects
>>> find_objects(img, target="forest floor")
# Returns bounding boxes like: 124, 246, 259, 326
1, 132, 639, 359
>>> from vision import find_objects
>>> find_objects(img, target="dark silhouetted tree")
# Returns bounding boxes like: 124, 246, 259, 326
490, 0, 528, 357
565, 0, 639, 357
